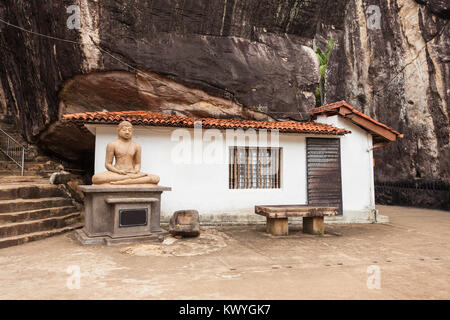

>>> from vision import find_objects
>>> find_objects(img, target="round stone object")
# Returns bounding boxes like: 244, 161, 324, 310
169, 210, 200, 237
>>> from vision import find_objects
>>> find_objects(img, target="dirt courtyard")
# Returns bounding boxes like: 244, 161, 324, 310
0, 205, 448, 299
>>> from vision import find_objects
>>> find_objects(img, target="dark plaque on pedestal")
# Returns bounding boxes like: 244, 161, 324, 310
119, 208, 148, 227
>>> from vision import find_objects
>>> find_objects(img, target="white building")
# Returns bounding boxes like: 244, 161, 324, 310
64, 101, 403, 224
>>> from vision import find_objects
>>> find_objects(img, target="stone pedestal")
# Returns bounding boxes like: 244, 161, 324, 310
75, 185, 171, 245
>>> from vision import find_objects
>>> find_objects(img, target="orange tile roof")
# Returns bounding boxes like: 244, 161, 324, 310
309, 101, 403, 138
63, 110, 350, 135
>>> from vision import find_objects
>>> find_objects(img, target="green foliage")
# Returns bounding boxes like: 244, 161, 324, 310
315, 38, 335, 107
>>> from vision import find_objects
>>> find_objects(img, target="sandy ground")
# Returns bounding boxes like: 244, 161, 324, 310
0, 205, 448, 300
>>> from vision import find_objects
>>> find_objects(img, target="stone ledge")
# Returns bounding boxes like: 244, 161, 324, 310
78, 185, 171, 193
105, 197, 159, 204
160, 210, 389, 225
75, 228, 167, 245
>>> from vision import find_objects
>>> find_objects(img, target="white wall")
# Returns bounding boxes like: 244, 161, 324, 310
92, 125, 312, 217
315, 115, 375, 213
91, 119, 374, 220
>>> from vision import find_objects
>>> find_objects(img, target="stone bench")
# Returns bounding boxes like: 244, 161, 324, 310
255, 205, 339, 236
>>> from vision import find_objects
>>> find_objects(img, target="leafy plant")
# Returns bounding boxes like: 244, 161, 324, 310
315, 38, 335, 107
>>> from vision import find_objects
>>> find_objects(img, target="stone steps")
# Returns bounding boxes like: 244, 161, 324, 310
0, 181, 84, 249
0, 170, 46, 177
0, 149, 51, 163
1, 124, 61, 171
0, 170, 54, 178
0, 197, 73, 213
0, 222, 83, 249
0, 184, 64, 200
0, 161, 62, 178
0, 175, 49, 184
0, 161, 62, 169
0, 212, 82, 238
0, 122, 85, 248
0, 206, 78, 224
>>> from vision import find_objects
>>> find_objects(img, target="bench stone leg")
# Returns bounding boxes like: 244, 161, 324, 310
266, 218, 288, 236
303, 216, 324, 235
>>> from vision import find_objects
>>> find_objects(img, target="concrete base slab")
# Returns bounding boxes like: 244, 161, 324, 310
75, 228, 167, 246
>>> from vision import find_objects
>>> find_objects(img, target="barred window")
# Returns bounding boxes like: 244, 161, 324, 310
229, 147, 281, 189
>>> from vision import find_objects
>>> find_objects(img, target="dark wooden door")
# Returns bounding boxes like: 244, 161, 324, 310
306, 138, 343, 215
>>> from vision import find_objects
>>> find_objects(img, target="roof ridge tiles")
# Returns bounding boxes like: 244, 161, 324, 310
309, 101, 403, 137
63, 109, 351, 135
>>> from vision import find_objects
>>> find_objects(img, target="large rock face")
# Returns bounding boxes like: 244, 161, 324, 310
317, 0, 449, 209
0, 0, 448, 207
0, 0, 322, 143
321, 0, 449, 185
59, 70, 276, 121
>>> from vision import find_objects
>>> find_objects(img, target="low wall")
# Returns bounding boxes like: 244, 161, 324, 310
375, 180, 450, 211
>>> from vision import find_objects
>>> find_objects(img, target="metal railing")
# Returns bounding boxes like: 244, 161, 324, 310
0, 128, 25, 176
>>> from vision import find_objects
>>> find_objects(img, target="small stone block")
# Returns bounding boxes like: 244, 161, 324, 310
169, 210, 200, 237
303, 216, 324, 235
266, 217, 288, 236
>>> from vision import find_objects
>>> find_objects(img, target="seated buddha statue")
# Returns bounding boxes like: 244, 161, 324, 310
91, 121, 160, 185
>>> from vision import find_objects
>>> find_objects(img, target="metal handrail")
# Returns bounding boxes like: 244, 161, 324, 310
0, 128, 25, 176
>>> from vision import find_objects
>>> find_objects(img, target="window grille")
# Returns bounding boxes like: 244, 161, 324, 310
229, 147, 281, 189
